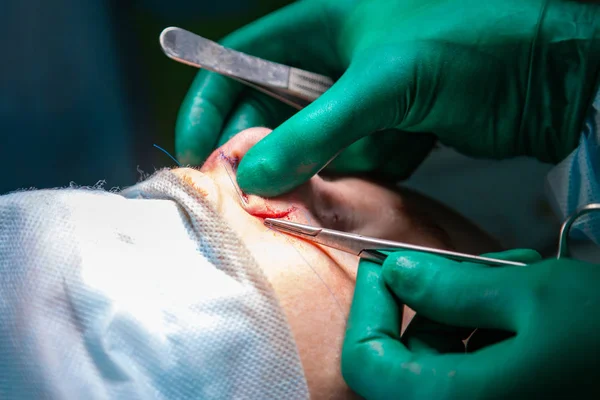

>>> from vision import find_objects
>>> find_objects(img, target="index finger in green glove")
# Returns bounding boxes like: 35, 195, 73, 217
237, 51, 415, 196
175, 1, 330, 165
235, 40, 502, 197
399, 249, 541, 356
382, 250, 541, 332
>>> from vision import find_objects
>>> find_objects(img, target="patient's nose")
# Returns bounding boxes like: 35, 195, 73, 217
202, 128, 328, 219
201, 127, 272, 173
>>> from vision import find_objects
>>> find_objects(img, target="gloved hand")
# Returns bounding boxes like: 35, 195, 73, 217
176, 0, 600, 197
341, 249, 600, 399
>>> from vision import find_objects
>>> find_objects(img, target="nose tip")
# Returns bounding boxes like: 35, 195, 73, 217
221, 127, 273, 157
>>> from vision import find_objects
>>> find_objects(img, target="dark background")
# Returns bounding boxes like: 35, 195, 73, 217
0, 0, 293, 194
129, 0, 294, 168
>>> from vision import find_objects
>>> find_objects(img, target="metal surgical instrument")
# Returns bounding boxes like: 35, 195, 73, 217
264, 218, 527, 267
265, 202, 600, 267
159, 27, 334, 110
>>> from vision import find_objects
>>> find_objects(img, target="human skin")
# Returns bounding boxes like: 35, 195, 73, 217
172, 127, 499, 399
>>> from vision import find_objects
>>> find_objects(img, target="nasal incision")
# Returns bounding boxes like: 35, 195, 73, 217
218, 150, 299, 220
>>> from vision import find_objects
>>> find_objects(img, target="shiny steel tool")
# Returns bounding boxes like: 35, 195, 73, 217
265, 202, 600, 266
264, 218, 527, 267
159, 26, 334, 110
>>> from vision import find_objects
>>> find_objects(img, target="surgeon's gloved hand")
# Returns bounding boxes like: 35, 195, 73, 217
176, 0, 600, 197
341, 249, 600, 399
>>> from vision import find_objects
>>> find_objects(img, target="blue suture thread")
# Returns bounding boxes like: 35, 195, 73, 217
265, 224, 344, 316
212, 147, 343, 314
301, 210, 313, 225
292, 244, 344, 315
153, 144, 182, 167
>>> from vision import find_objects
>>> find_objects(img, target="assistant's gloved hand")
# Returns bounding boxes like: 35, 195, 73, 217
341, 249, 600, 399
176, 0, 600, 197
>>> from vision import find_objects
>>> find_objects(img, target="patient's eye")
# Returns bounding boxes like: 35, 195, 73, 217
319, 209, 341, 228
314, 192, 350, 231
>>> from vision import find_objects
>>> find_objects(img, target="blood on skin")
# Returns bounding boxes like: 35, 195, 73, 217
249, 205, 297, 219
211, 149, 294, 219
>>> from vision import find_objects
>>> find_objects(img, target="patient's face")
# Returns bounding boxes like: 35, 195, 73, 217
172, 128, 497, 399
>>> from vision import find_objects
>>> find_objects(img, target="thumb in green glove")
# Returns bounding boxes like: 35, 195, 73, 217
342, 249, 600, 399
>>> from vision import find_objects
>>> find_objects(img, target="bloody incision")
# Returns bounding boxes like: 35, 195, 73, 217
217, 150, 294, 218
249, 205, 297, 219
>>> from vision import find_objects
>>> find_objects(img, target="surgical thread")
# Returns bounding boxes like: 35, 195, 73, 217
222, 163, 249, 205
220, 151, 344, 316
150, 144, 342, 313
292, 245, 344, 315
153, 144, 182, 167
263, 223, 343, 315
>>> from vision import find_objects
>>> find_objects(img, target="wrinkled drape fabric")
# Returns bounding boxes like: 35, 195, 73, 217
0, 170, 309, 399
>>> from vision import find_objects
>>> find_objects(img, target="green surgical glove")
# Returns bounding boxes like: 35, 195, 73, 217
342, 249, 600, 399
176, 0, 600, 197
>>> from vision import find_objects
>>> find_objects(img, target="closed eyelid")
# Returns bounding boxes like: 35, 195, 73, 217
312, 185, 354, 231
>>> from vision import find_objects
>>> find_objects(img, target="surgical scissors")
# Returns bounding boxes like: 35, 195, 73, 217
264, 218, 527, 267
159, 27, 334, 110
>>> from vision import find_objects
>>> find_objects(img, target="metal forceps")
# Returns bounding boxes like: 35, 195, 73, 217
159, 27, 334, 110
264, 219, 527, 267
265, 202, 600, 267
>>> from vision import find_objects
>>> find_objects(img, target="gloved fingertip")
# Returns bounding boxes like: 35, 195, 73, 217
355, 259, 386, 289
236, 157, 277, 197
174, 126, 208, 166
381, 255, 402, 285
382, 251, 430, 296
174, 148, 204, 167
237, 149, 312, 197
509, 248, 543, 263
